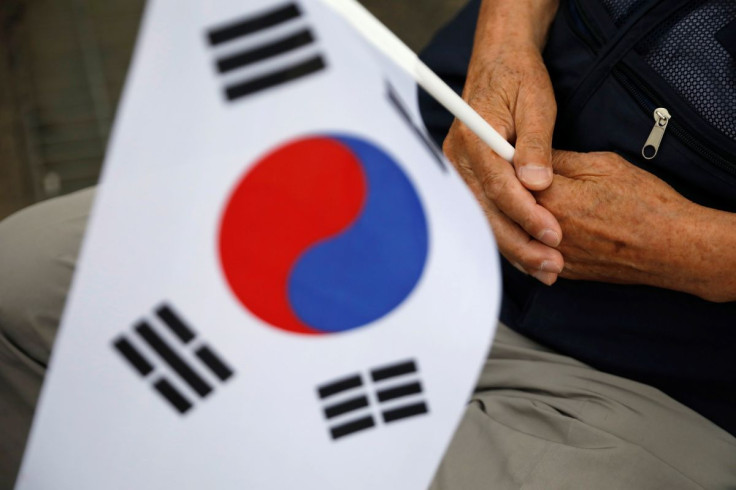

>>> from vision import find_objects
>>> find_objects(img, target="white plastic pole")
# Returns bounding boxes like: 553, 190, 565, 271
320, 0, 515, 162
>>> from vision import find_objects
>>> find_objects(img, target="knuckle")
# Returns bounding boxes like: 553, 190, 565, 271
479, 170, 509, 201
449, 158, 476, 187
521, 133, 548, 151
596, 151, 617, 163
441, 135, 456, 158
452, 162, 474, 184
518, 132, 551, 156
468, 96, 515, 141
443, 123, 471, 158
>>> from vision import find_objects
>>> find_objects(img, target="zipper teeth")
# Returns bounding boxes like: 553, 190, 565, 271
615, 67, 736, 175
669, 124, 736, 175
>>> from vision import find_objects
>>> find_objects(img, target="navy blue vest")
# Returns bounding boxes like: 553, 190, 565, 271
419, 0, 736, 436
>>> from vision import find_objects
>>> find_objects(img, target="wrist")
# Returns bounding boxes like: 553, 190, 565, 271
675, 205, 736, 302
474, 0, 560, 52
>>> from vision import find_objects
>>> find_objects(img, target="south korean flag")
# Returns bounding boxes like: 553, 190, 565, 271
15, 1, 501, 489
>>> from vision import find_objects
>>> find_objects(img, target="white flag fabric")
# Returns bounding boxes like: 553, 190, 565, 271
16, 1, 501, 489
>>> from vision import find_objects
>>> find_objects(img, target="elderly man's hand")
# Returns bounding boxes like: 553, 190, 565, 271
537, 150, 736, 302
443, 0, 563, 285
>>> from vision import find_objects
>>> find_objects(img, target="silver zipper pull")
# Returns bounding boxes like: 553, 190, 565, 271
642, 107, 671, 160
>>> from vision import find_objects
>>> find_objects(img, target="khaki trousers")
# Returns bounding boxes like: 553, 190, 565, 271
1, 188, 735, 489
0, 189, 95, 489
430, 323, 736, 489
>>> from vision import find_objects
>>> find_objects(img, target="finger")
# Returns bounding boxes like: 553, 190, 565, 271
513, 75, 556, 191
496, 215, 563, 285
463, 88, 518, 142
451, 99, 563, 247
466, 140, 562, 248
452, 155, 564, 279
531, 271, 559, 286
511, 260, 559, 286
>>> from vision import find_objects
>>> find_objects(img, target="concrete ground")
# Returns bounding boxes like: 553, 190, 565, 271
0, 0, 468, 220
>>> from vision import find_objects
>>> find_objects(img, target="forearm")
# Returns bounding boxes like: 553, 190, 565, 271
667, 204, 736, 303
473, 0, 560, 53
540, 150, 736, 303
441, 0, 565, 285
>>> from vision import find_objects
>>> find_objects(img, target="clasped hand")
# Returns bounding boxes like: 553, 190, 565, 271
444, 38, 564, 285
444, 17, 702, 292
538, 150, 695, 288
443, 0, 736, 301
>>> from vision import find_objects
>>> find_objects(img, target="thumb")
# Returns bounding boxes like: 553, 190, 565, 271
513, 86, 556, 191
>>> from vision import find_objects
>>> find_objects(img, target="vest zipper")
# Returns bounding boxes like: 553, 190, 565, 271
563, 0, 736, 175
642, 108, 670, 160
615, 65, 736, 176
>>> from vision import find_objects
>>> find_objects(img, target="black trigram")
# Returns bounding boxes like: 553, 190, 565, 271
371, 360, 428, 423
385, 82, 447, 172
205, 2, 327, 102
317, 359, 429, 440
113, 303, 234, 414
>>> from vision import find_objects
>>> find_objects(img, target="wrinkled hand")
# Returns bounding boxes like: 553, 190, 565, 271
537, 150, 705, 292
444, 41, 563, 285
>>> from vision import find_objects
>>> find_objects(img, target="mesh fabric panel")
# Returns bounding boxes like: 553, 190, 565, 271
637, 1, 736, 140
600, 0, 648, 26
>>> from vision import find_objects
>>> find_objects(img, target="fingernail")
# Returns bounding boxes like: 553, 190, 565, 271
532, 271, 557, 286
518, 165, 552, 188
540, 260, 562, 274
538, 228, 561, 247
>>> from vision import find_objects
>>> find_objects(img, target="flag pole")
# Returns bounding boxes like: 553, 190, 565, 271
319, 0, 516, 163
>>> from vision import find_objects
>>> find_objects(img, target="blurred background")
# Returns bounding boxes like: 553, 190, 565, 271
0, 0, 467, 221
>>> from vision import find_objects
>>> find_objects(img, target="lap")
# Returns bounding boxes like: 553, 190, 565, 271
2, 189, 734, 489
0, 187, 95, 488
430, 324, 736, 489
